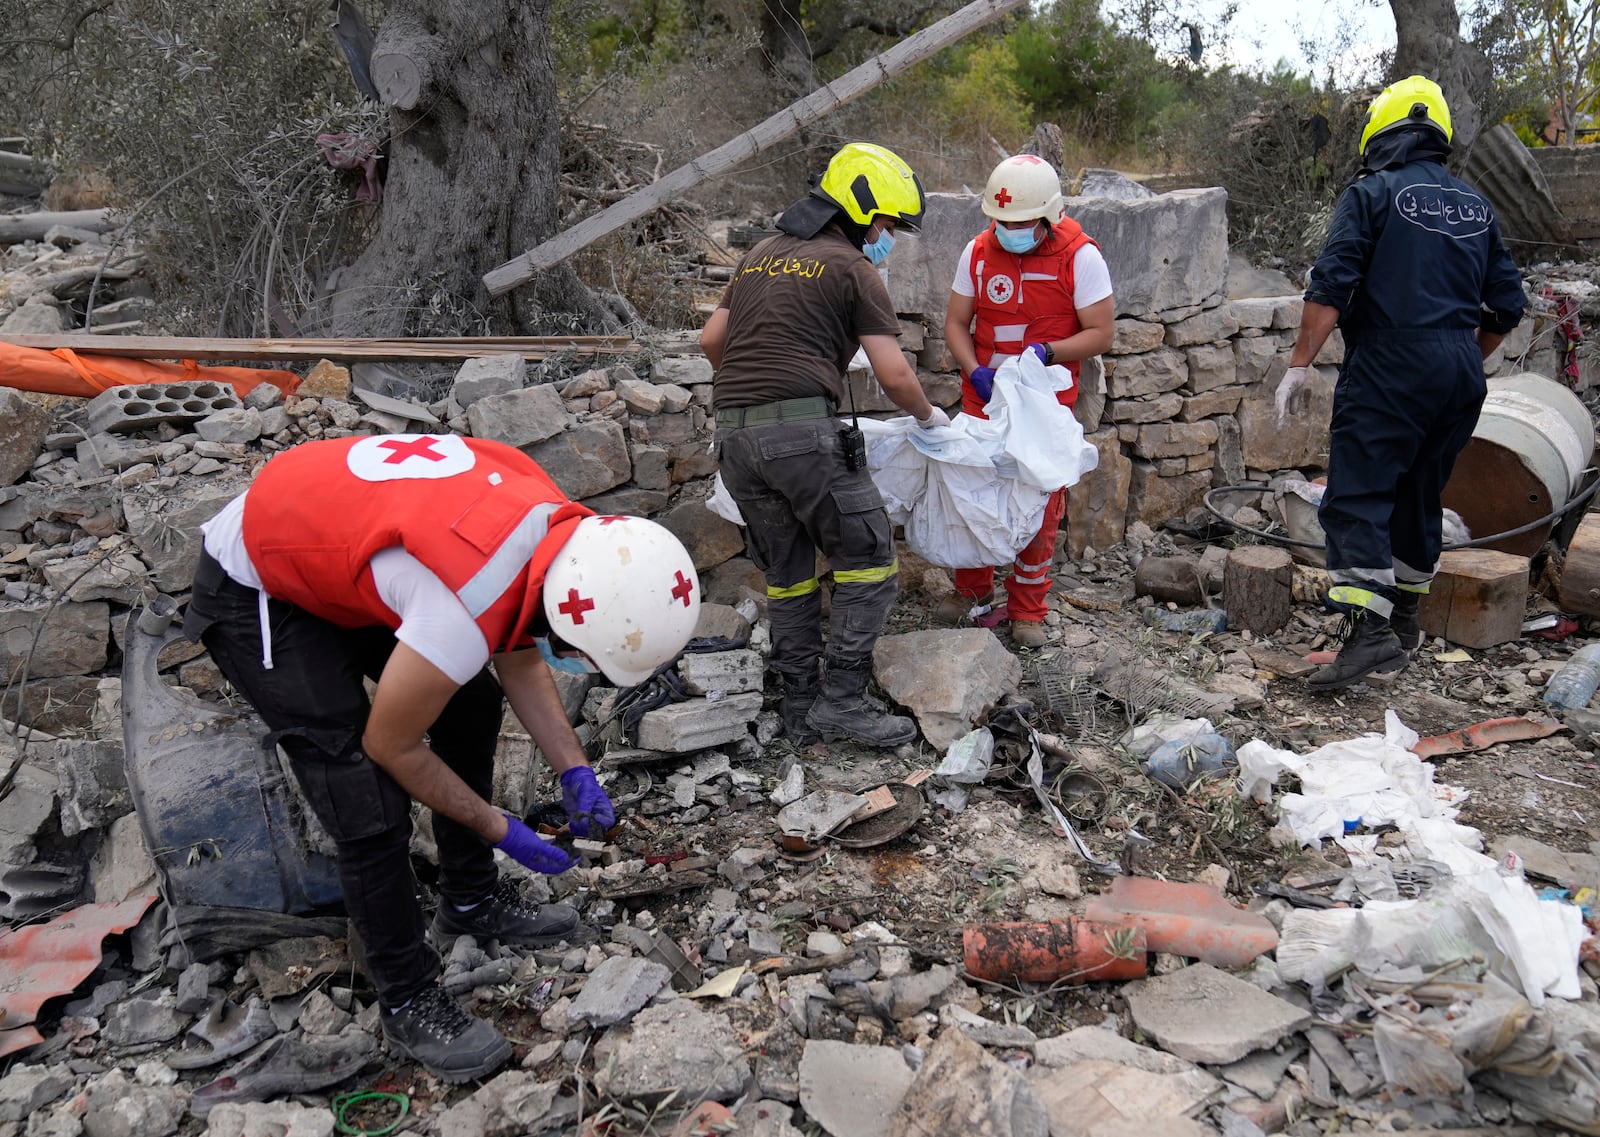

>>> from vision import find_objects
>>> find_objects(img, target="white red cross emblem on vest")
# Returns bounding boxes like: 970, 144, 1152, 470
346, 434, 475, 481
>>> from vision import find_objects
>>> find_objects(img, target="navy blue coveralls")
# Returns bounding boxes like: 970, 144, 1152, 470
1306, 150, 1526, 616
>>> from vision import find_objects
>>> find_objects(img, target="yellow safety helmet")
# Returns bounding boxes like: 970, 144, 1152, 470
1360, 75, 1453, 154
813, 142, 926, 232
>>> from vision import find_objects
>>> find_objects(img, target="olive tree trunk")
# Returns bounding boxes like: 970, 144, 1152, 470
330, 0, 609, 336
1386, 0, 1492, 156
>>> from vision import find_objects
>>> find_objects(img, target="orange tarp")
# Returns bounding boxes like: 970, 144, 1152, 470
0, 342, 300, 399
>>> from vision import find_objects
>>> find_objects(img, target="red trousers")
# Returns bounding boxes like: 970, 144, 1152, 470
953, 487, 1066, 623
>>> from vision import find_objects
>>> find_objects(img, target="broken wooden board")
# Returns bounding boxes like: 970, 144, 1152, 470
2, 333, 637, 362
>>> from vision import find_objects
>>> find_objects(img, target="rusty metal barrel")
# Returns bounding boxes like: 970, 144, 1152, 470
1442, 372, 1595, 557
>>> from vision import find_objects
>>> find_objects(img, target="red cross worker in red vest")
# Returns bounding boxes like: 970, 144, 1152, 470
939, 154, 1116, 648
182, 434, 700, 1083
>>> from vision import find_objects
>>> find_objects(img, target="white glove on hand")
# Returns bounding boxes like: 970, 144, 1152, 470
916, 406, 951, 430
1275, 366, 1311, 428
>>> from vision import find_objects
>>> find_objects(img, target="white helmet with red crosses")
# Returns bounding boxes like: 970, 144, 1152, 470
981, 154, 1065, 224
543, 515, 701, 687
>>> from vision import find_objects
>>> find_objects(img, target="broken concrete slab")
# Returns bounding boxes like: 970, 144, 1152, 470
593, 999, 751, 1105
1026, 1058, 1222, 1137
1034, 1026, 1212, 1076
567, 956, 672, 1028
1488, 835, 1600, 891
1125, 964, 1310, 1065
635, 692, 763, 752
799, 1040, 916, 1137
886, 1028, 1048, 1137
939, 1003, 1038, 1049
435, 1071, 557, 1137
0, 1063, 74, 1123
204, 1099, 337, 1137
874, 629, 1023, 750
1211, 1045, 1301, 1100
677, 648, 764, 695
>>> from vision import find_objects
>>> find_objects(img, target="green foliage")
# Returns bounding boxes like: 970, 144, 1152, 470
940, 39, 1033, 152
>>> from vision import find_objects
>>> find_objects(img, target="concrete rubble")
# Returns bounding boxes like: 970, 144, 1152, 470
1, 182, 1598, 1137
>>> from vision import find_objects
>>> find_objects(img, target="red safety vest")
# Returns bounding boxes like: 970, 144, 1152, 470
243, 435, 592, 653
967, 218, 1098, 412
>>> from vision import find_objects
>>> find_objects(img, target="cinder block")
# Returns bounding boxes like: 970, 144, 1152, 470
86, 381, 242, 435
1417, 549, 1530, 649
635, 693, 763, 752
676, 649, 764, 696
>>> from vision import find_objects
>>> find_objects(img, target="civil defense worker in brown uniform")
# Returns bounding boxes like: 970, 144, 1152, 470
700, 143, 951, 748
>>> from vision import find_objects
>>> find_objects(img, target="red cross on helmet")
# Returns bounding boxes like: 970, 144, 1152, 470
981, 154, 1065, 224
543, 515, 701, 687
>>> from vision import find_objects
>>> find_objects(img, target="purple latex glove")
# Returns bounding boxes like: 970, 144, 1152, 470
559, 766, 616, 837
968, 366, 996, 402
495, 814, 579, 874
1025, 342, 1051, 365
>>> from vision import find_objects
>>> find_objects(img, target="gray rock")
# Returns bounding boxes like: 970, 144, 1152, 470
567, 956, 671, 1028
194, 407, 263, 444
656, 383, 694, 413
203, 1100, 335, 1137
0, 760, 57, 864
939, 1004, 1038, 1048
594, 1000, 751, 1105
527, 419, 631, 499
578, 487, 670, 517
41, 552, 148, 605
799, 1040, 915, 1137
46, 738, 128, 838
124, 481, 242, 591
616, 379, 666, 415
0, 390, 51, 487
1237, 365, 1334, 471
636, 693, 763, 752
654, 497, 745, 573
693, 602, 753, 642
466, 384, 570, 449
90, 813, 157, 903
1125, 964, 1310, 1065
242, 383, 285, 409
873, 630, 1022, 750
174, 962, 211, 1015
103, 991, 188, 1049
1107, 349, 1188, 399
1076, 168, 1156, 200
0, 601, 111, 681
435, 1071, 557, 1137
677, 649, 764, 696
451, 355, 526, 408
81, 1069, 183, 1137
0, 1065, 75, 1123
1034, 1026, 1206, 1075
1, 298, 65, 335
1213, 1045, 1300, 1099
651, 357, 713, 386
886, 1028, 1048, 1137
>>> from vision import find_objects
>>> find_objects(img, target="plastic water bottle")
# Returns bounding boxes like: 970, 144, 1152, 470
1543, 643, 1600, 711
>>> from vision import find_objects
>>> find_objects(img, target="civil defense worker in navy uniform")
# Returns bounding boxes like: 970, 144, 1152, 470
184, 434, 701, 1081
699, 142, 951, 749
1279, 76, 1526, 690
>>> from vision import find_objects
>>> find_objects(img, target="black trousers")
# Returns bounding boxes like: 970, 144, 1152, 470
184, 552, 503, 1007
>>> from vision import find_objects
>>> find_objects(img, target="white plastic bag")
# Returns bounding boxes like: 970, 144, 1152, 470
982, 351, 1099, 491
705, 472, 746, 526
859, 416, 923, 525
904, 440, 1050, 568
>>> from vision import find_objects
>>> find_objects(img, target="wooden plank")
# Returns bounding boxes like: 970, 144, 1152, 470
0, 209, 118, 244
1, 333, 637, 363
481, 0, 1025, 296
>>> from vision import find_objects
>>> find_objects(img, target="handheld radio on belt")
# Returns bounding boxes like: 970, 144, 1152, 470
839, 376, 867, 472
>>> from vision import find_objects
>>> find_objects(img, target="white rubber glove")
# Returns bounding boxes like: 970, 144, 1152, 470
1275, 366, 1311, 428
916, 406, 951, 430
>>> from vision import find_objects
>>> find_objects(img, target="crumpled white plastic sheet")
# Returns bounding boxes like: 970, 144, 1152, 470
1245, 709, 1588, 1006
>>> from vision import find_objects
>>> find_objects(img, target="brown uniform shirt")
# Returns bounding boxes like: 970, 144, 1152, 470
712, 229, 901, 409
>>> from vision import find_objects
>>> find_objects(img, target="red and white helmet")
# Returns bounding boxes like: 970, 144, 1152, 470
981, 154, 1065, 224
543, 515, 701, 687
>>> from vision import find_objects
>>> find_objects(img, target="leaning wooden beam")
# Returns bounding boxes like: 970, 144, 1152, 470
0, 209, 119, 244
1, 333, 637, 362
481, 0, 1026, 297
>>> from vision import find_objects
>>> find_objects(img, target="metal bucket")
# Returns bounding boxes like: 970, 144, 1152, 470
1441, 372, 1595, 558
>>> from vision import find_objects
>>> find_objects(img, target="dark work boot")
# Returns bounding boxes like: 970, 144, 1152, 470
780, 671, 821, 744
805, 662, 918, 747
431, 878, 581, 950
1307, 610, 1408, 692
380, 984, 512, 1083
1391, 593, 1422, 653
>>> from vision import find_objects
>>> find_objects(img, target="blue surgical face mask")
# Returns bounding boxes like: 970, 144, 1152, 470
536, 636, 598, 675
862, 228, 896, 265
996, 223, 1041, 254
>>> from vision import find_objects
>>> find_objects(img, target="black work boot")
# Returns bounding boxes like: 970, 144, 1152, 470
779, 671, 821, 744
431, 878, 581, 950
806, 662, 918, 747
1391, 593, 1422, 653
1307, 610, 1409, 692
380, 983, 512, 1083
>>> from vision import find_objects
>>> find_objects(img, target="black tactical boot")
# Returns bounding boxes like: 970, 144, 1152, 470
1391, 592, 1422, 653
431, 878, 581, 950
1307, 610, 1408, 692
380, 984, 512, 1083
805, 661, 918, 747
780, 671, 821, 744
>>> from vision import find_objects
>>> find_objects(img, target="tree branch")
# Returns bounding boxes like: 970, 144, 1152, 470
809, 3, 941, 60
